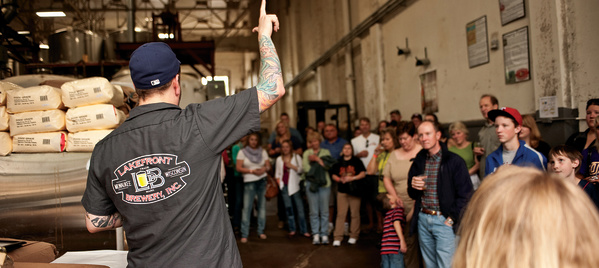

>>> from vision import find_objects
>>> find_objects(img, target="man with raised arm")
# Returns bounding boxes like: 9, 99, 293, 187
81, 1, 283, 267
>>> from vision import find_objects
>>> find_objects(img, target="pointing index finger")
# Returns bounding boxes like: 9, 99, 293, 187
260, 0, 266, 16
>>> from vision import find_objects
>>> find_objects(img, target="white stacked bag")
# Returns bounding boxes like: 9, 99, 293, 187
0, 76, 127, 155
62, 77, 125, 152
0, 81, 22, 155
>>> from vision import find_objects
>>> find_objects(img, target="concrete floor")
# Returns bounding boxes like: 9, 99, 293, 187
236, 198, 382, 268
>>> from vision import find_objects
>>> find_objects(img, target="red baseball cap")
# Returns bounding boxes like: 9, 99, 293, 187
488, 107, 523, 126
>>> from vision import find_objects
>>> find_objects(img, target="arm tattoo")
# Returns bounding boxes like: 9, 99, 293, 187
87, 212, 122, 229
256, 34, 283, 113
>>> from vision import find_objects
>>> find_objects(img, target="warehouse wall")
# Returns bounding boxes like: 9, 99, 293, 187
257, 0, 598, 133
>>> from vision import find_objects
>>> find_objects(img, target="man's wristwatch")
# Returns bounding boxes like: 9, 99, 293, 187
446, 217, 454, 225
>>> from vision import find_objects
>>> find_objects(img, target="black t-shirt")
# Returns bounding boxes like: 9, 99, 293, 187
330, 156, 366, 194
81, 88, 260, 268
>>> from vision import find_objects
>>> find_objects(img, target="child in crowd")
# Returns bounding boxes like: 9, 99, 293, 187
549, 145, 599, 209
485, 107, 546, 176
380, 195, 407, 268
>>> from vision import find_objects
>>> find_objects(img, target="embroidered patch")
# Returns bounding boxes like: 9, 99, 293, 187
151, 79, 160, 86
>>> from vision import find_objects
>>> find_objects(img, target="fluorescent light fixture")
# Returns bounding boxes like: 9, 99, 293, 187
18, 31, 30, 35
36, 11, 66, 17
39, 44, 50, 49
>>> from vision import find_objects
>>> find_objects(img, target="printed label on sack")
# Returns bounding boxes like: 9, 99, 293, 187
111, 154, 190, 204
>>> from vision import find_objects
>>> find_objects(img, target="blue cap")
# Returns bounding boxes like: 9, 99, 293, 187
129, 42, 181, 90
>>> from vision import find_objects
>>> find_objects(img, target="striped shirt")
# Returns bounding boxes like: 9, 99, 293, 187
381, 207, 405, 255
422, 150, 442, 211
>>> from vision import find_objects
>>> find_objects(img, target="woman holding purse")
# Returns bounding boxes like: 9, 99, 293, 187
275, 140, 310, 238
236, 132, 271, 243
330, 143, 366, 246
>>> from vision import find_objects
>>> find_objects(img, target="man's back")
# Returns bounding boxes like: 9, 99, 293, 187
82, 90, 259, 267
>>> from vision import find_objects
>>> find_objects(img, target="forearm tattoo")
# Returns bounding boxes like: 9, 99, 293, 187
86, 212, 122, 229
256, 34, 283, 113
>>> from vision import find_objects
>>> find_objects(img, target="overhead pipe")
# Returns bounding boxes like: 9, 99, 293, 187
126, 0, 135, 42
284, 0, 407, 89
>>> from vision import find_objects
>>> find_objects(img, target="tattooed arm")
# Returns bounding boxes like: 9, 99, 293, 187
253, 0, 285, 113
85, 211, 123, 233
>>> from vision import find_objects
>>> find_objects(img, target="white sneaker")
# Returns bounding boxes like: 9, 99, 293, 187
312, 234, 320, 245
332, 240, 341, 247
348, 238, 357, 245
321, 235, 329, 245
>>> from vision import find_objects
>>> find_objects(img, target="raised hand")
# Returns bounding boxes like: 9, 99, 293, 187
252, 0, 280, 40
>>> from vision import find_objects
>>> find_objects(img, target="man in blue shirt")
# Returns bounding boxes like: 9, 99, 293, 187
321, 124, 347, 160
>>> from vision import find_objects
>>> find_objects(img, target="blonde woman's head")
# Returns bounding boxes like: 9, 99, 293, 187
454, 166, 599, 268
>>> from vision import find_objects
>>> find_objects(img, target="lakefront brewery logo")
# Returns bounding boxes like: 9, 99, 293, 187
112, 154, 190, 204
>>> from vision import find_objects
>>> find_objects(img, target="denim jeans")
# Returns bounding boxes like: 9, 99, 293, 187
281, 185, 308, 234
305, 181, 330, 236
381, 253, 404, 268
417, 212, 456, 268
241, 178, 267, 238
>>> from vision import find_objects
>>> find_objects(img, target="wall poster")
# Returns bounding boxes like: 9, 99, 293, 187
466, 16, 490, 68
420, 70, 438, 114
503, 26, 530, 84
499, 0, 525, 25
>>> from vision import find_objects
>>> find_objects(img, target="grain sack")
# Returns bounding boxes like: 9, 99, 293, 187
9, 109, 66, 136
12, 131, 66, 153
0, 81, 23, 105
7, 85, 64, 113
0, 106, 8, 131
61, 77, 125, 108
0, 132, 11, 156
66, 129, 112, 152
66, 104, 125, 132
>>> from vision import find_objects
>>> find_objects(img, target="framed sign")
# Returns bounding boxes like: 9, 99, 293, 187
503, 26, 530, 84
499, 0, 525, 25
420, 70, 438, 114
466, 16, 490, 68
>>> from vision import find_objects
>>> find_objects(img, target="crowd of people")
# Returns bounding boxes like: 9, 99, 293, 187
224, 95, 599, 268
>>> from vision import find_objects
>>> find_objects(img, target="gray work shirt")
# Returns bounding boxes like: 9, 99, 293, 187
82, 88, 260, 268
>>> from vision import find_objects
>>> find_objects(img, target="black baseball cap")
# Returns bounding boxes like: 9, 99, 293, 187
129, 42, 181, 90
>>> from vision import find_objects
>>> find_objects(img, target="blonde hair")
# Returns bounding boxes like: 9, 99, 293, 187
274, 120, 291, 143
306, 131, 323, 143
521, 115, 542, 148
454, 166, 599, 268
448, 121, 469, 136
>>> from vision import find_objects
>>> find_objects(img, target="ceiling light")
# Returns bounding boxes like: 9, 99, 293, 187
17, 31, 30, 35
39, 44, 50, 49
36, 11, 66, 18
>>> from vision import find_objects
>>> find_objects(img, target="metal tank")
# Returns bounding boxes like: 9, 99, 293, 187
48, 28, 104, 63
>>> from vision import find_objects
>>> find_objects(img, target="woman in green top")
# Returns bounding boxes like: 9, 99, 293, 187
448, 121, 480, 189
303, 131, 332, 245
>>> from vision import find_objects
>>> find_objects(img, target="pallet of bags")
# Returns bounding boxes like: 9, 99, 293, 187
12, 131, 66, 153
6, 85, 64, 113
9, 110, 66, 136
0, 132, 11, 156
66, 104, 125, 133
61, 77, 124, 108
66, 129, 113, 152
0, 81, 23, 105
0, 106, 8, 131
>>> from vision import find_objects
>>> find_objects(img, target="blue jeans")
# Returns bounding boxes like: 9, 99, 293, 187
381, 253, 404, 268
241, 178, 267, 238
281, 185, 308, 234
305, 181, 330, 236
417, 212, 456, 268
